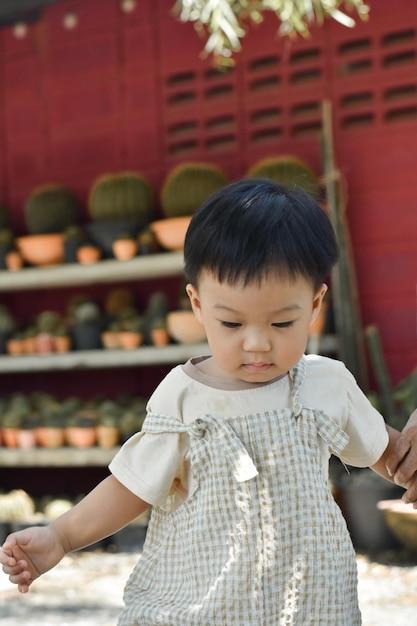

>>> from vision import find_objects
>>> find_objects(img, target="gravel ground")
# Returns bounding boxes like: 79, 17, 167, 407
1, 549, 417, 625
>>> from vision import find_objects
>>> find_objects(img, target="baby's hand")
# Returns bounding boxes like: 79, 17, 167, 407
1, 526, 66, 593
0, 543, 32, 593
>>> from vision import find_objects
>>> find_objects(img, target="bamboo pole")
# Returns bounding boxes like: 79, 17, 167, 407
321, 100, 368, 390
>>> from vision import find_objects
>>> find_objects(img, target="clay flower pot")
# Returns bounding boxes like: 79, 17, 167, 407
36, 426, 65, 448
112, 238, 138, 260
77, 244, 101, 265
17, 429, 37, 449
167, 310, 206, 344
5, 250, 24, 271
118, 331, 143, 350
150, 216, 192, 251
2, 427, 19, 448
151, 326, 170, 347
101, 331, 121, 350
65, 426, 97, 448
6, 337, 25, 356
35, 332, 55, 354
54, 335, 72, 353
97, 425, 120, 448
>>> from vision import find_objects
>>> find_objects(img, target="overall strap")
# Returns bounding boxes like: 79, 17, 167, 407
143, 412, 258, 483
289, 356, 350, 456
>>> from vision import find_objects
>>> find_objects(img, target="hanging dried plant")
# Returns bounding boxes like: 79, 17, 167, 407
173, 0, 370, 64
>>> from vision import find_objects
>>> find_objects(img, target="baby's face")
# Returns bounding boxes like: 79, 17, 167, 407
186, 270, 327, 383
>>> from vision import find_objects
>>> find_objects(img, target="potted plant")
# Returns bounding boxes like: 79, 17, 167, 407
101, 320, 122, 350
0, 305, 16, 354
6, 331, 25, 356
35, 311, 62, 354
53, 324, 72, 353
86, 171, 155, 258
36, 411, 66, 449
5, 246, 24, 271
112, 232, 138, 260
118, 316, 144, 350
68, 297, 104, 351
97, 412, 120, 448
76, 241, 101, 265
63, 225, 85, 264
17, 414, 39, 449
151, 162, 228, 251
65, 412, 97, 448
150, 317, 170, 347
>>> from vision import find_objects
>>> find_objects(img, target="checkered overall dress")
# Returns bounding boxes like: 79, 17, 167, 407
119, 357, 361, 625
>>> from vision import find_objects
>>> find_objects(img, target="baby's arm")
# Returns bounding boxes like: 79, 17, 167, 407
371, 425, 405, 484
0, 475, 149, 593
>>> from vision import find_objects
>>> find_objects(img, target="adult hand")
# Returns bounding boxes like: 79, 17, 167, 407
386, 409, 417, 507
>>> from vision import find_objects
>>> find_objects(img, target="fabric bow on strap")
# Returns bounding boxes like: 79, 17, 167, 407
144, 413, 259, 483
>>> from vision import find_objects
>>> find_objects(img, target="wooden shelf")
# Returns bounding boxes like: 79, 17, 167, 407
0, 252, 184, 291
0, 343, 209, 373
0, 446, 119, 467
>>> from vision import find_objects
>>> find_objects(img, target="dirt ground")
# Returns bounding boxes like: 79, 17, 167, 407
1, 548, 417, 625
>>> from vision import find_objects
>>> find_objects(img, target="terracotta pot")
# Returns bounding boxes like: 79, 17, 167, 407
35, 333, 55, 354
17, 429, 37, 449
97, 425, 120, 448
66, 426, 97, 448
167, 311, 206, 344
16, 234, 65, 267
77, 245, 101, 265
112, 239, 138, 260
23, 336, 37, 354
5, 250, 24, 271
6, 338, 25, 356
101, 331, 121, 350
3, 428, 19, 448
118, 331, 143, 350
151, 327, 170, 347
54, 335, 72, 353
36, 426, 65, 448
150, 216, 192, 251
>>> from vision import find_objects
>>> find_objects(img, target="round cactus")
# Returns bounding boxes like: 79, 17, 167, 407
160, 162, 228, 218
247, 156, 321, 198
88, 172, 154, 222
25, 184, 80, 234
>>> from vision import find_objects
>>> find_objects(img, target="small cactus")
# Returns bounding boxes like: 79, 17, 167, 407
247, 156, 321, 199
0, 305, 16, 333
25, 184, 80, 235
88, 172, 154, 222
160, 162, 228, 218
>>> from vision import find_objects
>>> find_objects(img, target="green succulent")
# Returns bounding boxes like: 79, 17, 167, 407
88, 172, 154, 222
161, 162, 228, 218
25, 184, 80, 235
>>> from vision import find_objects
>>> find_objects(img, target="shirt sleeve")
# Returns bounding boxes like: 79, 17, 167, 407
109, 427, 189, 508
338, 366, 389, 468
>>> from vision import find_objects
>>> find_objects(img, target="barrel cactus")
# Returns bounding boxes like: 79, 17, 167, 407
247, 156, 321, 199
160, 162, 228, 218
88, 172, 154, 222
25, 184, 80, 234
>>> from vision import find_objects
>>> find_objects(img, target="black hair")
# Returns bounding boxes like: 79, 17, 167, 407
184, 178, 338, 290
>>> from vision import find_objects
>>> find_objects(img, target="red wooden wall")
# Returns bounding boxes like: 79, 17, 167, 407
0, 0, 416, 385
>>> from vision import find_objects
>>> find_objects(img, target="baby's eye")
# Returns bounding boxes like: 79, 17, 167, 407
272, 321, 294, 328
221, 321, 241, 328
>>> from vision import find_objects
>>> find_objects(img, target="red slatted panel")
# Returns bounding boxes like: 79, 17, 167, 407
0, 0, 415, 383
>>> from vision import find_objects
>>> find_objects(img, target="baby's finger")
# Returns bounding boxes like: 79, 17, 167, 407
8, 563, 31, 585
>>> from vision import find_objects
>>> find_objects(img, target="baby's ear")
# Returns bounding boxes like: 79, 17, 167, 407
310, 283, 328, 321
185, 284, 203, 321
